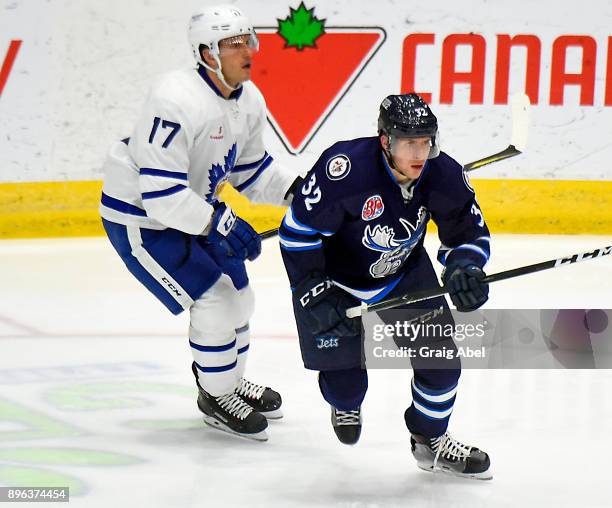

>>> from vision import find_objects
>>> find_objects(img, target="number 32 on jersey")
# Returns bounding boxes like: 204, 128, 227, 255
302, 174, 321, 211
471, 202, 484, 227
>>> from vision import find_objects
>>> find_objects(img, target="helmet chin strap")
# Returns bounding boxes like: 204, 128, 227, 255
382, 136, 399, 170
383, 148, 397, 170
200, 55, 242, 92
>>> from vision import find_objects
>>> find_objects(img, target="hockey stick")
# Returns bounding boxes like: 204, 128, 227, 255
260, 228, 280, 240
345, 245, 612, 318
260, 93, 530, 240
463, 93, 530, 171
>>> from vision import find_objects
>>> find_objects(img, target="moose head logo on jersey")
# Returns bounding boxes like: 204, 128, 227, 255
362, 206, 429, 278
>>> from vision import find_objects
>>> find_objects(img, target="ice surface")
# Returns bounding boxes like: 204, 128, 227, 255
0, 234, 610, 507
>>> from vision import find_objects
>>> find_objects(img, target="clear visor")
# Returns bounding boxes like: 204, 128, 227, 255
218, 33, 259, 52
389, 136, 432, 158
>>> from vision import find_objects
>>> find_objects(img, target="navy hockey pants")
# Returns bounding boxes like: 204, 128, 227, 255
317, 251, 461, 438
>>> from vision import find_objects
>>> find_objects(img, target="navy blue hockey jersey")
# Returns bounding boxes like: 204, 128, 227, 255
279, 136, 490, 304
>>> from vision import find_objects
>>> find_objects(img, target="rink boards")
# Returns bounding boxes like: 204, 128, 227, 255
0, 179, 610, 238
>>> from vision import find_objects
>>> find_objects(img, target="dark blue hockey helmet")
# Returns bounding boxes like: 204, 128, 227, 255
378, 94, 440, 158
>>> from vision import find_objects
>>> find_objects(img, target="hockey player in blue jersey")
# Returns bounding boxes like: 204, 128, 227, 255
99, 5, 303, 441
280, 94, 492, 479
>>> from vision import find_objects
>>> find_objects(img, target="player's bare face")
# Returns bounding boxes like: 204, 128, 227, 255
387, 136, 431, 183
219, 35, 258, 88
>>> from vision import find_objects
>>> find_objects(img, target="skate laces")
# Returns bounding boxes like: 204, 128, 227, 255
335, 409, 361, 425
216, 392, 253, 420
237, 378, 266, 400
431, 433, 473, 467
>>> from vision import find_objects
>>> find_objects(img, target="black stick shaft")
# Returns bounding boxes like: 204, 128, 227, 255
351, 245, 612, 316
260, 228, 279, 240
463, 145, 521, 171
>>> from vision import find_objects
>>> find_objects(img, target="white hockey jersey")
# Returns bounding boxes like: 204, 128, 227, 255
100, 66, 298, 234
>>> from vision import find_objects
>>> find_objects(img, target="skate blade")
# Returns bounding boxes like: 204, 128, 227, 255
417, 463, 493, 481
261, 408, 283, 420
201, 415, 269, 442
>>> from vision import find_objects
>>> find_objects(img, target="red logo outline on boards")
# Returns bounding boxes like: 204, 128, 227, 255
0, 40, 22, 99
251, 4, 386, 155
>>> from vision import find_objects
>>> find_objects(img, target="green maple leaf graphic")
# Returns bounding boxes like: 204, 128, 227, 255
278, 2, 326, 50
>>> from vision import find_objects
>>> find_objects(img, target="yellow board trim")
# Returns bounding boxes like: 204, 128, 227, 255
0, 179, 610, 238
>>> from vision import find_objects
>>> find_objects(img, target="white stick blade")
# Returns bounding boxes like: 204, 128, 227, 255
510, 92, 530, 152
346, 305, 363, 319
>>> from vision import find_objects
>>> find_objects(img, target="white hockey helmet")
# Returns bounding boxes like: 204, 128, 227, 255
188, 5, 259, 90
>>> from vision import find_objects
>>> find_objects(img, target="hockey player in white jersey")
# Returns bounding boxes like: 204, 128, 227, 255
99, 5, 302, 441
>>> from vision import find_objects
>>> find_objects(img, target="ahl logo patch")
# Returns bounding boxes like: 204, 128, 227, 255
362, 195, 384, 221
326, 154, 351, 180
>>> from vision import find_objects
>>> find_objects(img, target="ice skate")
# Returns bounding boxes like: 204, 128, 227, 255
411, 432, 492, 480
331, 406, 362, 445
236, 377, 283, 419
197, 388, 268, 441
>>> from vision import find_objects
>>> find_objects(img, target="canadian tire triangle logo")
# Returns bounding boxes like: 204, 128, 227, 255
252, 3, 386, 154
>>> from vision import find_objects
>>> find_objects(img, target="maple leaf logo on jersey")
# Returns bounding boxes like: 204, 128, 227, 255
206, 143, 237, 202
362, 207, 429, 278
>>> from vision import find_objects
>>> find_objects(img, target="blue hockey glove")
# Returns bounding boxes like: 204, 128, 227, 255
442, 260, 489, 312
295, 274, 361, 337
207, 203, 261, 261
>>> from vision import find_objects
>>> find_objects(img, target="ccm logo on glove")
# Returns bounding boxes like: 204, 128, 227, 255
299, 279, 333, 307
294, 274, 360, 337
216, 207, 237, 236
207, 203, 261, 261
